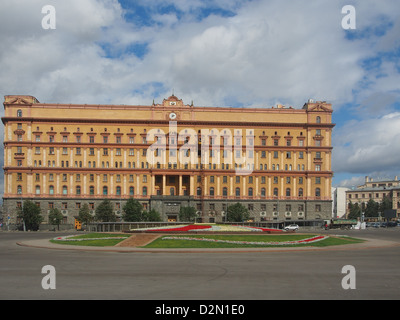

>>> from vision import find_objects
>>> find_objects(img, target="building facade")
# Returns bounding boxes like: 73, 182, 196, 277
2, 94, 334, 227
346, 176, 400, 217
332, 187, 349, 218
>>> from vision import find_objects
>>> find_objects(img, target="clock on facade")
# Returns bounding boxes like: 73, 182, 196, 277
169, 112, 177, 119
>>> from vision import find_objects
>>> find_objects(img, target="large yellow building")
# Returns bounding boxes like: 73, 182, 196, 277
2, 94, 334, 228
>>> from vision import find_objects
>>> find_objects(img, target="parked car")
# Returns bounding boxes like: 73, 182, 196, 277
284, 224, 299, 231
371, 222, 380, 228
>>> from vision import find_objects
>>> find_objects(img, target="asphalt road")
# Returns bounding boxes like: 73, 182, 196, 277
1, 228, 400, 302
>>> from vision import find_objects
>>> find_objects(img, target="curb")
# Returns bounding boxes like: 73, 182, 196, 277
15, 236, 400, 254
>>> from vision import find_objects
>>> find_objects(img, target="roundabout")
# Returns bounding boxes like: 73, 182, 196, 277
3, 228, 400, 300
16, 224, 398, 253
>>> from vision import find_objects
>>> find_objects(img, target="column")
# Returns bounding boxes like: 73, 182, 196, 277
162, 175, 166, 195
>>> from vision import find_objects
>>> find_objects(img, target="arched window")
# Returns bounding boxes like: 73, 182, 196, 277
248, 187, 253, 197
315, 188, 321, 197
103, 186, 108, 195
209, 187, 214, 197
261, 187, 266, 197
235, 187, 240, 197
286, 188, 291, 197
49, 185, 54, 195
273, 188, 278, 197
35, 185, 40, 195
116, 186, 121, 195
316, 116, 321, 123
129, 186, 134, 196
17, 185, 22, 194
76, 186, 81, 195
143, 186, 148, 196
17, 109, 22, 117
298, 188, 303, 197
197, 187, 202, 196
222, 187, 228, 197
62, 186, 68, 195
89, 186, 94, 195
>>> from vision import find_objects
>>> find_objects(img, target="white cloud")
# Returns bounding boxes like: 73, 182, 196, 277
333, 112, 400, 174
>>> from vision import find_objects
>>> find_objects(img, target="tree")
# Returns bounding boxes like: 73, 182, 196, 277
379, 195, 392, 216
95, 199, 116, 222
348, 201, 361, 220
48, 208, 63, 231
179, 206, 197, 222
18, 200, 43, 231
78, 203, 93, 228
143, 209, 162, 222
122, 198, 143, 222
365, 199, 379, 217
226, 203, 250, 222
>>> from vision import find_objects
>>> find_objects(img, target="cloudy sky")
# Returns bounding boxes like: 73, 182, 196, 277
1, 0, 400, 195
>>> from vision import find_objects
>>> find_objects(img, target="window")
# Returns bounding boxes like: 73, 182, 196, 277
298, 188, 303, 197
273, 188, 278, 197
143, 186, 148, 196
209, 187, 215, 197
17, 109, 23, 117
261, 187, 266, 197
89, 186, 95, 195
197, 187, 202, 196
248, 187, 253, 197
223, 187, 228, 197
286, 188, 291, 197
103, 186, 108, 195
129, 186, 134, 196
35, 186, 40, 195
116, 186, 121, 195
235, 187, 240, 197
49, 185, 54, 195
316, 116, 321, 123
315, 188, 321, 197
62, 186, 68, 195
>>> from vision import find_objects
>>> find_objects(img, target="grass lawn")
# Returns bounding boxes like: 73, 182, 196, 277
143, 234, 365, 248
50, 233, 129, 247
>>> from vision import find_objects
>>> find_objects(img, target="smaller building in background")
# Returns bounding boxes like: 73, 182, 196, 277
345, 176, 400, 218
332, 187, 349, 218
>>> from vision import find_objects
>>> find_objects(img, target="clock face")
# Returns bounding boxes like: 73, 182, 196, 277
169, 112, 177, 119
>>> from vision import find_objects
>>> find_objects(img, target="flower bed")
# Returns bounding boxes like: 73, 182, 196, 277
130, 224, 282, 233
161, 235, 328, 246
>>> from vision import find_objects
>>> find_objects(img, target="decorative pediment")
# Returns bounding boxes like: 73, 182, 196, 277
304, 101, 332, 112
4, 95, 39, 105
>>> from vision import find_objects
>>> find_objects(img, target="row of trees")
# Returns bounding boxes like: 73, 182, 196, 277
178, 203, 250, 223
16, 199, 252, 231
348, 197, 392, 219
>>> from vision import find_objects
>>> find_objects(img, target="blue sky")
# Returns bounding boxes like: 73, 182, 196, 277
0, 0, 400, 195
